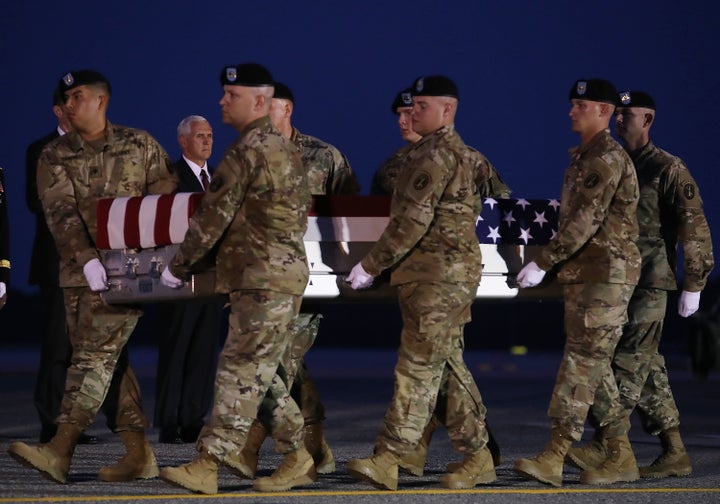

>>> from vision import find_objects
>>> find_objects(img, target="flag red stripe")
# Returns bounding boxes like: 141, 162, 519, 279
124, 197, 142, 248
154, 194, 174, 246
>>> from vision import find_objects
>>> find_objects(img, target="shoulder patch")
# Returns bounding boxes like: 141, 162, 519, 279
209, 176, 224, 192
583, 171, 601, 189
412, 171, 432, 191
683, 182, 695, 200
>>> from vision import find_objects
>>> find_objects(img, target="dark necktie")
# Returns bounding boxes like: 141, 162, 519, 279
200, 170, 209, 191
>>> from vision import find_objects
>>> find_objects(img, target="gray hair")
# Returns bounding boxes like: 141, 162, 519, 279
177, 115, 209, 137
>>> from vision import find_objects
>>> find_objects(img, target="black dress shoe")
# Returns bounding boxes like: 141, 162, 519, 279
158, 427, 183, 444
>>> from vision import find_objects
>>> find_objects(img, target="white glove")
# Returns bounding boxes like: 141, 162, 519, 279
517, 261, 546, 288
83, 258, 108, 292
678, 290, 701, 317
346, 262, 374, 290
0, 281, 5, 299
161, 266, 183, 289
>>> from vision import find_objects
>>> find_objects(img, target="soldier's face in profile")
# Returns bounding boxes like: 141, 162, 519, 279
219, 85, 256, 129
397, 107, 420, 143
411, 96, 445, 136
615, 107, 649, 145
64, 85, 103, 131
569, 99, 604, 136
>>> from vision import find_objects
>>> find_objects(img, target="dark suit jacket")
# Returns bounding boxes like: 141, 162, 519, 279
26, 130, 61, 286
174, 157, 212, 192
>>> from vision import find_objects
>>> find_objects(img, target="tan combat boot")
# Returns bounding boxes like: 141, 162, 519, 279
639, 427, 692, 478
565, 430, 606, 470
398, 416, 440, 476
447, 423, 503, 472
253, 446, 317, 492
304, 422, 335, 474
7, 423, 82, 484
98, 430, 159, 481
347, 450, 400, 491
159, 451, 218, 494
440, 445, 497, 489
224, 421, 266, 479
579, 433, 639, 485
514, 429, 573, 487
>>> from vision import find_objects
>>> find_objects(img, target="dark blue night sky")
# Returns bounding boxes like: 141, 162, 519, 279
1, 0, 718, 293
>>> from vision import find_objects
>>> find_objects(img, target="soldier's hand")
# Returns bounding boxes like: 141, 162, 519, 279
346, 262, 374, 290
517, 261, 546, 288
678, 290, 701, 317
0, 281, 6, 310
161, 266, 183, 289
82, 258, 108, 292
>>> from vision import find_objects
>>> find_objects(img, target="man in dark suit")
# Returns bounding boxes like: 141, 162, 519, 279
154, 115, 225, 443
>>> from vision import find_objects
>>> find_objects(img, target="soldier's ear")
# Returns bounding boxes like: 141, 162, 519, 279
644, 112, 654, 128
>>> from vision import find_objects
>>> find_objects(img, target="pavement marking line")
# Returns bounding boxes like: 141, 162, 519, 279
2, 488, 720, 502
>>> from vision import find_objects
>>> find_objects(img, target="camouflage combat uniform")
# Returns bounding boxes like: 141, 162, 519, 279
360, 124, 494, 456
590, 141, 714, 435
37, 122, 178, 431
169, 116, 310, 459
0, 166, 9, 288
283, 127, 360, 428
372, 143, 510, 198
534, 129, 641, 441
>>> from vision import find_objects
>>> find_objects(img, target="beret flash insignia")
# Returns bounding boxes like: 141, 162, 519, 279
225, 67, 237, 83
415, 78, 424, 93
576, 81, 587, 96
63, 72, 74, 86
620, 91, 631, 105
401, 92, 412, 105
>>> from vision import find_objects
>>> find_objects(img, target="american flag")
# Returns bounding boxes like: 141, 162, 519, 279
477, 198, 560, 245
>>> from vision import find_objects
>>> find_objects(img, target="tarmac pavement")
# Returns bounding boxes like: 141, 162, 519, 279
0, 343, 719, 503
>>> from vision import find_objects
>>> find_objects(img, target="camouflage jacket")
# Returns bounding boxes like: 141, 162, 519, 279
371, 143, 511, 198
631, 141, 714, 291
291, 127, 360, 195
535, 129, 641, 285
37, 122, 177, 287
361, 124, 487, 286
371, 143, 414, 196
0, 166, 9, 284
171, 116, 310, 295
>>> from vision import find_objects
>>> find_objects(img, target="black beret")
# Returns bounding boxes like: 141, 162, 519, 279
568, 78, 618, 105
220, 63, 273, 87
273, 81, 294, 103
618, 90, 656, 110
58, 69, 111, 95
411, 75, 459, 99
391, 88, 413, 114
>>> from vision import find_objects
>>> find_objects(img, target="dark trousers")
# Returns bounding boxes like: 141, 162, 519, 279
154, 299, 224, 435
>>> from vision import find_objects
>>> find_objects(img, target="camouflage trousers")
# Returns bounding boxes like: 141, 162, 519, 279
377, 281, 489, 456
287, 312, 326, 425
59, 287, 148, 432
199, 289, 304, 460
257, 311, 326, 434
548, 283, 634, 441
590, 287, 680, 435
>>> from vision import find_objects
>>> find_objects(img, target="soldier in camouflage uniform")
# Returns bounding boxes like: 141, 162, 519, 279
373, 88, 507, 477
513, 78, 642, 487
0, 165, 9, 310
158, 63, 314, 495
231, 81, 361, 478
345, 75, 498, 491
567, 91, 714, 479
8, 70, 178, 484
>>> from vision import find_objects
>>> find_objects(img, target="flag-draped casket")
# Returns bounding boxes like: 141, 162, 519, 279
97, 194, 561, 303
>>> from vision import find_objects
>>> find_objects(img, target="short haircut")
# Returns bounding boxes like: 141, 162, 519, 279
177, 115, 209, 137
